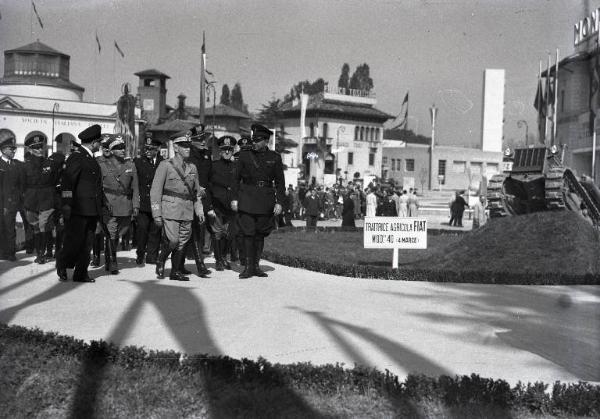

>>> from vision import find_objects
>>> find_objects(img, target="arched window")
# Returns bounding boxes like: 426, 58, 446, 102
322, 123, 328, 140
375, 128, 380, 141
354, 126, 359, 140
309, 122, 314, 138
370, 127, 374, 141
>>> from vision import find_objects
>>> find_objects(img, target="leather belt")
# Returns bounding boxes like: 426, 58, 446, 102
244, 180, 272, 188
104, 187, 132, 198
163, 189, 194, 201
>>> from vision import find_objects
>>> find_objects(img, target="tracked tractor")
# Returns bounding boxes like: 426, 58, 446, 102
486, 144, 600, 225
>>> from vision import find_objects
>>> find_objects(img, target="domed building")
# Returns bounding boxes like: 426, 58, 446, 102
0, 40, 142, 158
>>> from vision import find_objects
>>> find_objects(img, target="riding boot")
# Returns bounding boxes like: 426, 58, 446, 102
91, 233, 102, 267
237, 235, 246, 265
179, 242, 192, 275
34, 233, 46, 264
221, 239, 232, 270
55, 228, 63, 256
38, 232, 47, 264
104, 237, 112, 272
191, 236, 210, 276
170, 250, 189, 281
229, 237, 239, 262
254, 236, 268, 277
110, 239, 120, 274
239, 237, 255, 279
155, 242, 170, 279
44, 231, 54, 259
214, 238, 224, 271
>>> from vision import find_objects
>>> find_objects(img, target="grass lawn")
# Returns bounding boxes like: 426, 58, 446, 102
266, 211, 600, 277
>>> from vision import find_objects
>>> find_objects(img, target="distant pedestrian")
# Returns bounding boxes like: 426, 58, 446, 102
303, 188, 321, 231
366, 187, 377, 217
450, 191, 468, 227
408, 190, 419, 217
398, 190, 409, 217
341, 189, 355, 229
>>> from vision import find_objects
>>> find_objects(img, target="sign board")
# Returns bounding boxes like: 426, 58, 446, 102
363, 217, 427, 249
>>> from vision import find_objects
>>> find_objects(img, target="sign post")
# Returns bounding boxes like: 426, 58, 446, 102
363, 217, 428, 269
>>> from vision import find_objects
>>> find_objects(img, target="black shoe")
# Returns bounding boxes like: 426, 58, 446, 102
180, 265, 192, 275
215, 260, 225, 271
254, 264, 268, 278
169, 271, 190, 281
57, 267, 68, 282
196, 261, 211, 276
110, 268, 120, 275
239, 258, 254, 279
34, 255, 46, 264
90, 255, 101, 267
156, 262, 165, 279
73, 275, 95, 283
222, 259, 232, 270
136, 255, 144, 265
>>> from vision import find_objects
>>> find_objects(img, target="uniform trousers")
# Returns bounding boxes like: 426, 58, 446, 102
103, 215, 131, 241
0, 208, 17, 258
26, 208, 56, 233
57, 215, 97, 278
163, 219, 192, 251
237, 211, 274, 237
136, 211, 160, 260
209, 210, 234, 240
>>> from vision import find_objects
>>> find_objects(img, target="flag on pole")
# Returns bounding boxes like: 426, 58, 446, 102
32, 1, 43, 29
114, 41, 125, 58
95, 31, 101, 54
300, 93, 308, 139
199, 31, 206, 124
400, 91, 409, 128
589, 49, 600, 136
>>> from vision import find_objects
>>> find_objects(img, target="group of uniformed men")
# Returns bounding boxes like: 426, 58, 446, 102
0, 122, 285, 283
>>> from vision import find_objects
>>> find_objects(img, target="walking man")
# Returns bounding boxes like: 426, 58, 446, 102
231, 124, 285, 278
98, 134, 139, 274
133, 133, 163, 265
0, 132, 25, 261
151, 133, 205, 281
56, 125, 105, 282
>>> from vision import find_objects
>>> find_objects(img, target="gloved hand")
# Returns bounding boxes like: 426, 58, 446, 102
207, 209, 216, 218
132, 208, 139, 218
61, 205, 72, 221
231, 200, 238, 212
154, 217, 163, 228
273, 203, 283, 216
198, 187, 207, 198
197, 212, 205, 224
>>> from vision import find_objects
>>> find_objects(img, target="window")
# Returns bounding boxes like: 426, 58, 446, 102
369, 147, 377, 166
309, 122, 314, 138
323, 123, 328, 140
382, 156, 388, 165
348, 152, 354, 165
486, 163, 499, 176
453, 161, 466, 173
470, 161, 483, 175
406, 159, 415, 172
438, 160, 447, 178
144, 79, 156, 87
375, 128, 380, 141
391, 158, 396, 171
360, 126, 364, 141
354, 126, 359, 141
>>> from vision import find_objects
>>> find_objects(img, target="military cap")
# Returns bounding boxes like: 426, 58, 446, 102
171, 130, 193, 146
78, 124, 102, 143
218, 135, 237, 149
0, 134, 16, 150
108, 134, 126, 150
100, 133, 112, 148
251, 124, 272, 141
25, 135, 46, 148
238, 127, 252, 145
143, 134, 161, 149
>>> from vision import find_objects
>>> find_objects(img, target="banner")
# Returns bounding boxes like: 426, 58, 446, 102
300, 93, 308, 140
363, 217, 427, 249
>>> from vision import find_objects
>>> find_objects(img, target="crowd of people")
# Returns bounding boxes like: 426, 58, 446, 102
0, 123, 285, 282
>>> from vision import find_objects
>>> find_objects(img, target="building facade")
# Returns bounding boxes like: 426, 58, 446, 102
0, 41, 142, 159
277, 84, 393, 186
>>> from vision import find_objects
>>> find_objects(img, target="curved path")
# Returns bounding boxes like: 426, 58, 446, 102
1, 248, 599, 386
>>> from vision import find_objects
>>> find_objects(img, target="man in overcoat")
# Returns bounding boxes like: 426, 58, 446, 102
0, 133, 25, 261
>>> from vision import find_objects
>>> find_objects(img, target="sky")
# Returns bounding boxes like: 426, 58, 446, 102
0, 0, 593, 147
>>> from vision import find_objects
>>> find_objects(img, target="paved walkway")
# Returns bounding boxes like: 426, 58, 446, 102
2, 245, 599, 386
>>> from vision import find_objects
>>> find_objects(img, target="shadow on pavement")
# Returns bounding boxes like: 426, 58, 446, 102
0, 266, 56, 297
69, 279, 321, 417
399, 284, 600, 382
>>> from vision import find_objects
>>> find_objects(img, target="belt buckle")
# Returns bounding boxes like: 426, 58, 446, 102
257, 181, 266, 187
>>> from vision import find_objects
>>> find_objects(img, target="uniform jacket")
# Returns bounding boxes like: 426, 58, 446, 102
134, 154, 163, 213
208, 158, 236, 214
60, 147, 104, 217
150, 157, 203, 221
99, 156, 140, 216
232, 148, 285, 215
23, 153, 64, 212
0, 158, 25, 212
303, 194, 322, 217
187, 146, 212, 210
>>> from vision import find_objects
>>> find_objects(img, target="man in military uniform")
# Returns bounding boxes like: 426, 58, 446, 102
22, 135, 65, 264
133, 133, 163, 265
182, 127, 211, 276
56, 124, 105, 282
207, 135, 237, 271
231, 129, 252, 265
98, 134, 140, 274
0, 133, 25, 261
231, 124, 285, 278
91, 134, 113, 267
151, 133, 205, 281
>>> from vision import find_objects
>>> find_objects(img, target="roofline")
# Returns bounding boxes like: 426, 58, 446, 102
0, 78, 85, 92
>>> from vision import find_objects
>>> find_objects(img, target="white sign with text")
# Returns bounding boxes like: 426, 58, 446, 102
363, 217, 428, 249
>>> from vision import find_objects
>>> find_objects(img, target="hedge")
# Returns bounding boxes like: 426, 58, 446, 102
2, 323, 599, 416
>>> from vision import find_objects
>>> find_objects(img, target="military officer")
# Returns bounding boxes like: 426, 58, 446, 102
231, 124, 285, 278
22, 135, 65, 264
91, 133, 113, 267
98, 134, 140, 274
0, 133, 25, 261
56, 124, 105, 282
150, 133, 205, 281
231, 129, 252, 265
207, 135, 238, 271
182, 127, 211, 276
133, 133, 163, 265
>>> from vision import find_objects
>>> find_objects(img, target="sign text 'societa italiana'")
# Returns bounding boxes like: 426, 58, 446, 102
575, 8, 600, 46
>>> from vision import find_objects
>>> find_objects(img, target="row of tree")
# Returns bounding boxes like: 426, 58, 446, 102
219, 82, 247, 113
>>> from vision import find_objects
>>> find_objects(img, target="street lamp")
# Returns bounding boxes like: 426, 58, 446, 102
51, 103, 60, 153
517, 120, 529, 145
429, 104, 438, 191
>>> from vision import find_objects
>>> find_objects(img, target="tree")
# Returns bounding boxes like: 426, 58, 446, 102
220, 84, 230, 106
349, 63, 374, 92
338, 63, 350, 90
256, 98, 281, 127
231, 83, 245, 112
284, 78, 326, 102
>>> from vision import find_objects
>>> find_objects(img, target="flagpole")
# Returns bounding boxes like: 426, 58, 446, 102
200, 31, 206, 125
30, 2, 33, 41
594, 39, 599, 183
552, 49, 559, 146
545, 53, 551, 143
113, 43, 116, 99
538, 61, 543, 144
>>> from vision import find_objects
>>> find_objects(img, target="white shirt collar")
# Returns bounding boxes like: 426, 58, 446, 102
80, 145, 94, 158
1, 156, 11, 164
